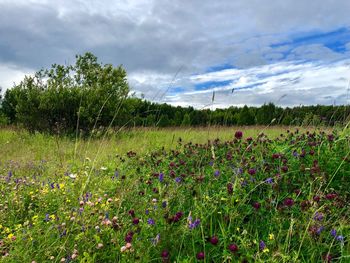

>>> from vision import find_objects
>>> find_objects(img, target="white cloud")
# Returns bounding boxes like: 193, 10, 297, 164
0, 63, 32, 92
163, 60, 350, 108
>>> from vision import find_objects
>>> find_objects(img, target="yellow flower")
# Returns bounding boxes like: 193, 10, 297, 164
49, 214, 56, 220
269, 234, 275, 240
7, 233, 14, 239
59, 183, 65, 189
263, 248, 270, 253
32, 215, 39, 221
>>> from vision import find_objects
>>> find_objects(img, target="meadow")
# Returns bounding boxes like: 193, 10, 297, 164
0, 126, 349, 262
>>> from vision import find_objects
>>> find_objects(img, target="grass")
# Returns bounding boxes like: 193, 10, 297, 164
0, 125, 349, 262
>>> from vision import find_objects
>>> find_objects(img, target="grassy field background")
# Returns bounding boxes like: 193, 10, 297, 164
0, 125, 332, 165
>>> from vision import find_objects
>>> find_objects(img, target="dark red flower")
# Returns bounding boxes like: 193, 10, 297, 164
128, 210, 135, 217
132, 218, 140, 225
210, 236, 219, 245
161, 250, 169, 259
228, 243, 239, 253
235, 131, 243, 140
227, 183, 233, 195
252, 201, 261, 210
325, 193, 337, 200
283, 198, 294, 207
196, 252, 205, 260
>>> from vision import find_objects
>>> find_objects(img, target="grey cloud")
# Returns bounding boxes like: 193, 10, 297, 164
1, 0, 350, 107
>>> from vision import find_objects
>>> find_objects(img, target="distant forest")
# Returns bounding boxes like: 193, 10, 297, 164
0, 53, 349, 134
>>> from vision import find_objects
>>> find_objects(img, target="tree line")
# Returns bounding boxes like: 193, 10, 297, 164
0, 53, 349, 134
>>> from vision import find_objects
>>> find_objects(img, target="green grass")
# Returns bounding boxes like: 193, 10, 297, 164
0, 126, 349, 262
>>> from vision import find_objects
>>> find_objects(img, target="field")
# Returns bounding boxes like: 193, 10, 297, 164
0, 126, 349, 262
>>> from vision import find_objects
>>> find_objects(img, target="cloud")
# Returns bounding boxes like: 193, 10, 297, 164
164, 60, 350, 108
1, 0, 350, 107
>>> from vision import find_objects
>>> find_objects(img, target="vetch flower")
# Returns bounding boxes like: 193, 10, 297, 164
147, 218, 155, 225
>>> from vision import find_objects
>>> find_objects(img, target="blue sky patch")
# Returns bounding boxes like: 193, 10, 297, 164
271, 27, 350, 54
194, 80, 232, 91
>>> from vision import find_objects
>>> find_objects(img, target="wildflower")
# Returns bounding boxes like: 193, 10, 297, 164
316, 226, 324, 235
188, 219, 200, 229
283, 198, 294, 207
128, 210, 135, 217
313, 212, 324, 221
259, 240, 266, 251
248, 168, 256, 175
147, 218, 155, 225
336, 235, 344, 242
97, 243, 103, 249
227, 183, 233, 195
235, 131, 243, 139
151, 234, 160, 245
125, 232, 133, 242
214, 170, 220, 177
68, 173, 77, 179
269, 234, 274, 240
162, 201, 167, 208
132, 218, 140, 225
209, 236, 219, 245
161, 250, 169, 260
196, 252, 205, 260
330, 229, 337, 237
325, 193, 337, 200
252, 202, 261, 210
175, 177, 181, 183
228, 243, 238, 253
159, 173, 164, 182
265, 177, 273, 184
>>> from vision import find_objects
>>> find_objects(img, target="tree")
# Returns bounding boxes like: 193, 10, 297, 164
181, 113, 191, 126
2, 52, 129, 133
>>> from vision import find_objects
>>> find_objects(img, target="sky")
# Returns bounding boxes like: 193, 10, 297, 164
1, 0, 350, 108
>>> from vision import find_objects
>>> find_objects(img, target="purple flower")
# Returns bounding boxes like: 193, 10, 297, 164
151, 234, 160, 245
214, 170, 220, 177
162, 201, 167, 208
336, 235, 344, 242
159, 173, 164, 182
316, 226, 324, 235
147, 218, 155, 225
44, 214, 50, 222
265, 177, 273, 184
313, 212, 324, 221
259, 240, 266, 251
330, 229, 337, 237
175, 177, 181, 183
189, 219, 200, 229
